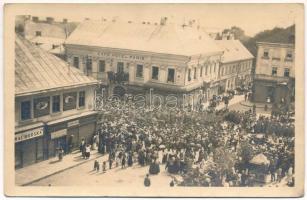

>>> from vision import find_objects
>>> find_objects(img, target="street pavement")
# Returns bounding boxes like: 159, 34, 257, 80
27, 152, 174, 187
16, 150, 104, 186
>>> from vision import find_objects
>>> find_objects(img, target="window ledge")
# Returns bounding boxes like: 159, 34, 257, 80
50, 112, 62, 117
19, 118, 33, 123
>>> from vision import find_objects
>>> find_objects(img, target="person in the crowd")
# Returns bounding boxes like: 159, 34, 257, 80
128, 152, 133, 167
89, 96, 294, 187
94, 160, 100, 172
109, 153, 113, 169
80, 138, 86, 159
121, 153, 126, 169
144, 174, 151, 187
58, 147, 64, 161
170, 178, 175, 187
102, 161, 107, 173
85, 144, 91, 159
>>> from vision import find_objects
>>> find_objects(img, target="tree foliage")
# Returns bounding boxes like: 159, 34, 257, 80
237, 141, 254, 164
213, 147, 236, 174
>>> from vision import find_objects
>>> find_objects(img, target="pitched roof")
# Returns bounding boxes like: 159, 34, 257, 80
65, 20, 222, 56
25, 20, 79, 39
215, 40, 254, 63
15, 34, 98, 97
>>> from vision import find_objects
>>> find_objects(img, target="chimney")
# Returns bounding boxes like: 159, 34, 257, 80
46, 17, 54, 24
63, 18, 68, 24
32, 16, 39, 23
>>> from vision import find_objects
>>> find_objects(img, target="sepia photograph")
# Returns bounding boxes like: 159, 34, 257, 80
3, 2, 305, 197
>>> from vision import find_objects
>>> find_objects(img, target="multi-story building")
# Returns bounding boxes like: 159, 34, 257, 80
64, 18, 223, 107
215, 40, 254, 93
15, 34, 98, 168
20, 15, 78, 58
253, 42, 295, 103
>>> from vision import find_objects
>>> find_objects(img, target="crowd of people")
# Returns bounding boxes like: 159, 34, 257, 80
80, 95, 294, 187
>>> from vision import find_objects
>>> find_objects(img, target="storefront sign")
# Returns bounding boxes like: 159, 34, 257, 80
15, 127, 44, 143
67, 120, 79, 127
96, 52, 147, 61
51, 129, 67, 139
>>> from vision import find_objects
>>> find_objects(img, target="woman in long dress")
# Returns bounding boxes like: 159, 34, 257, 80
128, 152, 133, 167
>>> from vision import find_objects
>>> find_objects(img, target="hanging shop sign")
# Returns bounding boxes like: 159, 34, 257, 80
15, 127, 44, 143
50, 129, 67, 139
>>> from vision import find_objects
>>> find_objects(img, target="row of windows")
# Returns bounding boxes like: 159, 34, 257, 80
272, 67, 290, 77
20, 91, 85, 121
73, 57, 177, 83
73, 57, 106, 73
187, 64, 217, 81
263, 49, 293, 60
220, 62, 251, 77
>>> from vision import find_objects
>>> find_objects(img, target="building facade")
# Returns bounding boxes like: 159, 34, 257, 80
20, 15, 78, 58
15, 35, 98, 168
253, 42, 295, 103
215, 40, 254, 93
65, 19, 223, 108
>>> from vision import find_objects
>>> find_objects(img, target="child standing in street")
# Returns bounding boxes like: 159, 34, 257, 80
103, 161, 107, 173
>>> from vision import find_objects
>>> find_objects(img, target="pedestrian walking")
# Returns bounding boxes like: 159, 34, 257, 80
144, 174, 151, 187
58, 147, 64, 161
94, 160, 100, 172
80, 138, 86, 158
128, 152, 133, 167
103, 161, 107, 173
170, 178, 175, 187
85, 144, 91, 159
277, 167, 282, 182
121, 153, 126, 169
109, 158, 113, 169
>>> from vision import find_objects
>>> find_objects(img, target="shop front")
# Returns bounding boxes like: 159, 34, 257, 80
47, 122, 67, 157
15, 125, 45, 169
46, 112, 97, 157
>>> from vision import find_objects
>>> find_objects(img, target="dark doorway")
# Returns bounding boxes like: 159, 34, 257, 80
117, 62, 124, 73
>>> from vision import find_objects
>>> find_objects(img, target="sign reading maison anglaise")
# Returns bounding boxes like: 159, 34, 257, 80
15, 127, 44, 143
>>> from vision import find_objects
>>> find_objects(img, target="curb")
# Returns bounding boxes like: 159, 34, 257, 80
21, 153, 105, 186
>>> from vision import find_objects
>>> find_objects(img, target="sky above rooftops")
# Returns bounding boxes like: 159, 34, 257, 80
19, 3, 299, 37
